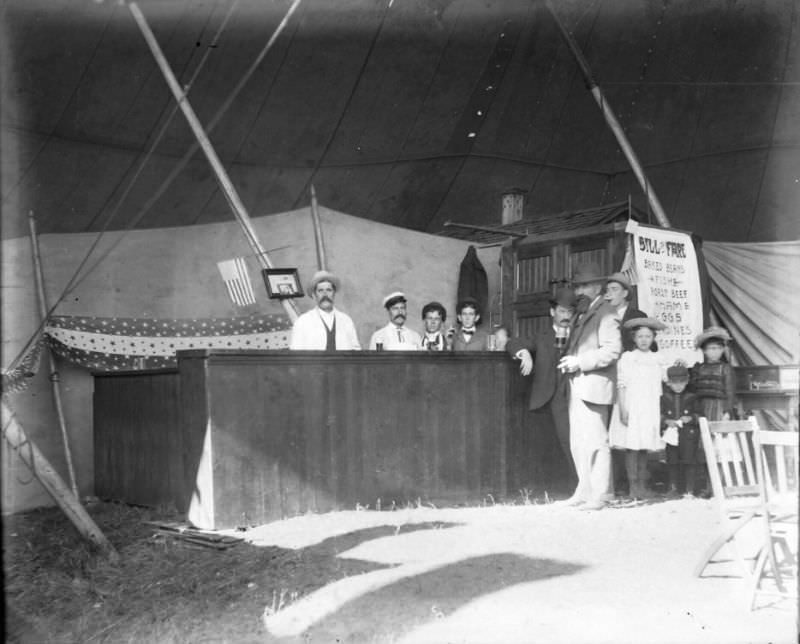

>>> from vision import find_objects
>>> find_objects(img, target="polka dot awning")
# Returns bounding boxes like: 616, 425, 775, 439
45, 313, 292, 371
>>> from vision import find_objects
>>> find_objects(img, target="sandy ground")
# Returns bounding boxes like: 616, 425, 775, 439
233, 498, 798, 644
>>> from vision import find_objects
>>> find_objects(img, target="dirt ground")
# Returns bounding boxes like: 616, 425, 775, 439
4, 497, 797, 643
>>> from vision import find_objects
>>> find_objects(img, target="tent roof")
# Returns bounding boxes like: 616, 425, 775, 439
2, 0, 799, 243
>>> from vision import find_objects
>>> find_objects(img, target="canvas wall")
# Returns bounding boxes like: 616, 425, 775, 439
2, 206, 501, 514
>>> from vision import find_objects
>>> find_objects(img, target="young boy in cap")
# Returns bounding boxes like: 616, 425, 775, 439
661, 365, 701, 497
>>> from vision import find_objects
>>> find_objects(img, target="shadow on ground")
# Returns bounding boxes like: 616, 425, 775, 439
268, 552, 585, 643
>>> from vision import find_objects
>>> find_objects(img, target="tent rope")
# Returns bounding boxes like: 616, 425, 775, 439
4, 0, 240, 374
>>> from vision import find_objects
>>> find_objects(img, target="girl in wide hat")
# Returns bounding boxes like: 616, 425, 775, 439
688, 326, 736, 422
608, 317, 670, 501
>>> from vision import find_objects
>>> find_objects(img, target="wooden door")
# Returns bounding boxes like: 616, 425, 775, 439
502, 228, 623, 339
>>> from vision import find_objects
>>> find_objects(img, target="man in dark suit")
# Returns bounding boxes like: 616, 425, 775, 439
507, 288, 578, 484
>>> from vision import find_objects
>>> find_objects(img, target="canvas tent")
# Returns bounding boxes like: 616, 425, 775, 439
2, 0, 799, 517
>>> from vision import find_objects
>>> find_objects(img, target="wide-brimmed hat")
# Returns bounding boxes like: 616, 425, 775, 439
606, 271, 632, 291
695, 326, 732, 348
572, 262, 607, 285
666, 365, 690, 381
549, 287, 577, 309
622, 317, 666, 331
383, 291, 407, 309
306, 270, 340, 296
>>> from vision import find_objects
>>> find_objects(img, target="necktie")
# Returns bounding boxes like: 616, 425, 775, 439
397, 329, 403, 343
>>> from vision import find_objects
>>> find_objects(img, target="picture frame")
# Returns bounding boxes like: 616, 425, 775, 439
261, 268, 304, 299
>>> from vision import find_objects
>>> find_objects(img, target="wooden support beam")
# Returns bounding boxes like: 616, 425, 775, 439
2, 400, 118, 561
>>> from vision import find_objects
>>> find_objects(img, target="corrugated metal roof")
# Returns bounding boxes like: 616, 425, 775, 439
436, 201, 645, 245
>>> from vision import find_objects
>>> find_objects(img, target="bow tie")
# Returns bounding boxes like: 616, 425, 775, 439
462, 328, 475, 335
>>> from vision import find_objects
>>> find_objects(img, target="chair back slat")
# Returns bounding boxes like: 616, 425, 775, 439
738, 431, 757, 485
729, 434, 746, 484
699, 417, 768, 516
758, 429, 799, 498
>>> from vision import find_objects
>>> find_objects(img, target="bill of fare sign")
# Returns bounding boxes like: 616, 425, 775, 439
625, 220, 703, 365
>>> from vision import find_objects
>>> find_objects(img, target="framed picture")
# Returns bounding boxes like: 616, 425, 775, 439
262, 268, 304, 299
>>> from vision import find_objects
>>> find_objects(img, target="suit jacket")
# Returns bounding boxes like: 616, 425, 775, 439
452, 328, 490, 352
507, 327, 567, 411
565, 298, 621, 405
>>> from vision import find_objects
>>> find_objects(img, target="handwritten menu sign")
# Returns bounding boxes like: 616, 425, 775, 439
625, 220, 703, 364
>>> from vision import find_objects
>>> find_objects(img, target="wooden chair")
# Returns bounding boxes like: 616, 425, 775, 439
695, 417, 768, 579
749, 427, 798, 610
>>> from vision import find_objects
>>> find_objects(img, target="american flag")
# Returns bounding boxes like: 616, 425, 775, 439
217, 258, 257, 306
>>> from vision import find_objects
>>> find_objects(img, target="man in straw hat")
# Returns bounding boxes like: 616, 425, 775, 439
369, 292, 422, 350
290, 270, 361, 350
604, 271, 653, 352
557, 262, 622, 510
507, 287, 579, 485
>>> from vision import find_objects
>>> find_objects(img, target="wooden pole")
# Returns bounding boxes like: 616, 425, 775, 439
28, 212, 79, 498
545, 1, 672, 229
2, 400, 118, 561
309, 185, 328, 271
128, 1, 299, 322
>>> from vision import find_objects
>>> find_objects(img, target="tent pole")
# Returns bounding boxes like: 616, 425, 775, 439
128, 1, 299, 322
545, 1, 672, 229
2, 400, 118, 561
309, 185, 328, 271
28, 212, 79, 499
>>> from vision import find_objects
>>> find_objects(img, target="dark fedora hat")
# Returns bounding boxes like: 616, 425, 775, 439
549, 287, 577, 309
572, 262, 607, 285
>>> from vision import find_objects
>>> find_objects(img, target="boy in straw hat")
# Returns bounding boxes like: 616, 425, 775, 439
290, 270, 361, 350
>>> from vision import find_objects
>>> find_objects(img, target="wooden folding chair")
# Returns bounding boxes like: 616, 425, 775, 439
749, 427, 798, 610
694, 417, 767, 579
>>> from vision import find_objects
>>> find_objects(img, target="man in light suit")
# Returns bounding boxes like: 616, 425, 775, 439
508, 288, 578, 485
558, 263, 621, 510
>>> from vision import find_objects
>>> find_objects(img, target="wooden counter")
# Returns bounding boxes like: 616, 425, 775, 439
94, 350, 552, 530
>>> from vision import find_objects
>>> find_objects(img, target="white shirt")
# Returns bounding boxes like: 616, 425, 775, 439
369, 323, 422, 351
290, 307, 361, 350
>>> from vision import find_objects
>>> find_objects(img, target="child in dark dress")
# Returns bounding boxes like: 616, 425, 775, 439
687, 326, 736, 497
661, 365, 702, 496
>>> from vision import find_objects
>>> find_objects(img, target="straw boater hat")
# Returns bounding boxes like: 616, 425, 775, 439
695, 326, 732, 348
571, 262, 607, 285
622, 317, 667, 331
306, 270, 340, 296
382, 291, 407, 309
549, 287, 577, 309
605, 271, 632, 291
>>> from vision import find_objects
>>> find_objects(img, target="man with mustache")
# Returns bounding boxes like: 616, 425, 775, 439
557, 263, 622, 510
507, 287, 578, 485
368, 292, 422, 350
290, 270, 361, 350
